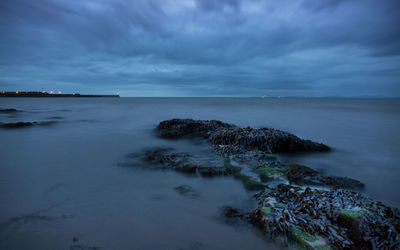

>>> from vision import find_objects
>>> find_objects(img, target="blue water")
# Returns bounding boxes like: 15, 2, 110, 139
0, 97, 399, 249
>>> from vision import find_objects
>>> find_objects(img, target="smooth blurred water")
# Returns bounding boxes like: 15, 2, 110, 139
0, 97, 399, 250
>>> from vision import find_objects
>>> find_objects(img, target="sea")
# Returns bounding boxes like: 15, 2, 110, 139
0, 97, 399, 250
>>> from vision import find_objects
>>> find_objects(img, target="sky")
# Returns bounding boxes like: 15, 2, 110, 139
0, 0, 399, 97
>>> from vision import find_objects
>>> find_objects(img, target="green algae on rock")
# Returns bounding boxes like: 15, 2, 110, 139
290, 227, 331, 250
255, 166, 286, 182
237, 174, 264, 191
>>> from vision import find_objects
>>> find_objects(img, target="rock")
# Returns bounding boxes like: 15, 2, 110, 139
287, 164, 319, 184
222, 157, 241, 175
290, 227, 331, 250
174, 185, 200, 198
209, 126, 330, 154
197, 165, 226, 177
157, 119, 330, 154
250, 184, 400, 249
140, 148, 242, 177
1, 122, 34, 128
157, 118, 235, 139
0, 121, 58, 129
223, 206, 244, 218
255, 166, 286, 182
322, 176, 365, 190
262, 207, 272, 217
263, 153, 277, 161
122, 119, 396, 249
0, 108, 20, 113
335, 209, 373, 248
287, 164, 364, 190
237, 174, 264, 191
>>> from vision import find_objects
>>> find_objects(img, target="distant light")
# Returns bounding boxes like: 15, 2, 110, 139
50, 91, 54, 94
16, 91, 19, 94
58, 91, 62, 94
72, 93, 75, 95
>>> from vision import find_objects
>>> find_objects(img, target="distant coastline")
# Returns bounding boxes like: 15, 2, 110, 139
0, 91, 119, 98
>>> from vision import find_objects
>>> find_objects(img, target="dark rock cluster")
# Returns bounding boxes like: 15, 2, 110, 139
157, 119, 329, 154
249, 184, 400, 249
139, 148, 237, 176
122, 119, 399, 249
0, 121, 58, 129
0, 108, 20, 113
1, 121, 35, 128
157, 118, 234, 139
287, 164, 365, 190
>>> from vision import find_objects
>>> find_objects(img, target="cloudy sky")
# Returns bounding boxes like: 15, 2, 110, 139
0, 0, 399, 97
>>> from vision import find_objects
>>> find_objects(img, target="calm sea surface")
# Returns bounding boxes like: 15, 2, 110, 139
0, 97, 399, 249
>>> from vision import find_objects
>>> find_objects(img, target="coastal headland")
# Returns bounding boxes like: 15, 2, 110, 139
0, 91, 119, 97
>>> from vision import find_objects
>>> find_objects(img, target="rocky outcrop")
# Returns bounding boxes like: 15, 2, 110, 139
0, 121, 58, 129
157, 118, 235, 138
287, 164, 365, 190
249, 184, 399, 249
0, 108, 20, 113
1, 122, 34, 128
121, 119, 398, 249
157, 119, 330, 154
139, 148, 241, 177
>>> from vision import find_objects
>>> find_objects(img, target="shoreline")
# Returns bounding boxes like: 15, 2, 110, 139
0, 91, 119, 98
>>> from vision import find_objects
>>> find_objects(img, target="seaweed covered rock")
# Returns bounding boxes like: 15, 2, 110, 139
136, 148, 267, 191
237, 174, 265, 191
250, 184, 400, 249
157, 118, 235, 138
140, 148, 241, 177
287, 164, 365, 190
209, 126, 330, 154
157, 119, 330, 154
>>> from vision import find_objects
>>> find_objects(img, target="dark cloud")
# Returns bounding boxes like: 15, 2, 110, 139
195, 0, 240, 12
302, 0, 351, 11
0, 0, 399, 96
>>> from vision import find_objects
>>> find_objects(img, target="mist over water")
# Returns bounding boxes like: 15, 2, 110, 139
0, 97, 399, 249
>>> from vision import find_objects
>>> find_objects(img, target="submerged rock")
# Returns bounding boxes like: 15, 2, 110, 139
237, 174, 265, 191
157, 119, 330, 154
140, 148, 242, 177
1, 122, 34, 128
174, 185, 200, 198
0, 108, 20, 113
0, 121, 58, 129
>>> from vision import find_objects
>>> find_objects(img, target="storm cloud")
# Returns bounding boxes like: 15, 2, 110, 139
0, 0, 399, 96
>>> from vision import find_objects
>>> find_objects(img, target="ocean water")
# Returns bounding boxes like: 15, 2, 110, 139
0, 97, 399, 250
